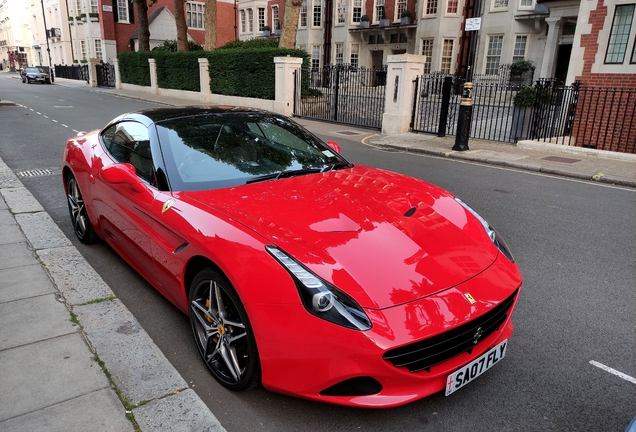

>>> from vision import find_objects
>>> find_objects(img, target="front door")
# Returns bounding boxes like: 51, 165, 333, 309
554, 44, 572, 83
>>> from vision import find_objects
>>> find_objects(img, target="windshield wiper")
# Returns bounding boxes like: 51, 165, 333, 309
246, 168, 324, 184
321, 162, 353, 172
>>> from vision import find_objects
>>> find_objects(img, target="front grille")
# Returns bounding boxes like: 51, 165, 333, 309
383, 289, 518, 373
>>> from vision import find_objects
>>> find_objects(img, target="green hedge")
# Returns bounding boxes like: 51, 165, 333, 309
117, 48, 309, 99
118, 52, 153, 87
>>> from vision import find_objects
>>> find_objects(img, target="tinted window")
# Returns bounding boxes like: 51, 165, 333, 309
101, 121, 155, 184
156, 113, 349, 192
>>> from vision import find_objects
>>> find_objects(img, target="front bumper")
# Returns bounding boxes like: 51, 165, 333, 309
248, 254, 522, 407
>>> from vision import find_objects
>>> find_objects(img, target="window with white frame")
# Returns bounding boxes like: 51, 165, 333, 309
272, 6, 279, 31
186, 2, 205, 29
375, 0, 385, 21
446, 0, 458, 14
76, 0, 83, 14
485, 35, 504, 74
350, 43, 359, 67
258, 7, 266, 31
352, 0, 362, 22
116, 0, 129, 22
337, 0, 346, 24
425, 0, 438, 15
90, 0, 98, 14
298, 44, 307, 51
396, 0, 407, 20
335, 43, 344, 63
311, 45, 321, 69
492, 0, 508, 9
421, 38, 433, 74
300, 1, 308, 27
519, 0, 532, 7
513, 35, 527, 62
441, 39, 453, 74
606, 4, 635, 63
248, 9, 254, 32
80, 40, 87, 60
240, 10, 246, 33
313, 0, 322, 27
94, 38, 102, 60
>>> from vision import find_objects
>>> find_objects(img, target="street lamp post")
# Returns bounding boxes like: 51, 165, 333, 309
40, 0, 52, 69
452, 0, 481, 151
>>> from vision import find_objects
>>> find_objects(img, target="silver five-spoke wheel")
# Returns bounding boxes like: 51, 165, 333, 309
66, 175, 98, 244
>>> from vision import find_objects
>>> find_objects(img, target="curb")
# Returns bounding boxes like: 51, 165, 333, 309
0, 157, 225, 431
373, 142, 636, 189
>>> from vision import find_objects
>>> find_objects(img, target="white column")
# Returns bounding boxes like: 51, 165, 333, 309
198, 58, 211, 103
148, 58, 158, 95
113, 58, 122, 89
381, 54, 426, 134
540, 17, 562, 79
274, 56, 303, 116
88, 58, 99, 87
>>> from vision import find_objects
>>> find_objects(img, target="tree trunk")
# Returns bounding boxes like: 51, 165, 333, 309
174, 0, 189, 51
136, 1, 151, 51
204, 0, 217, 50
279, 0, 303, 48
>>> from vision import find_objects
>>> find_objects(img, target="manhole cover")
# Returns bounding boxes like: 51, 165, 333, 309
542, 156, 581, 164
17, 168, 56, 177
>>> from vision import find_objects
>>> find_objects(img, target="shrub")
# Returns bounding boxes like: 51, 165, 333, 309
513, 86, 551, 107
510, 59, 533, 77
151, 40, 204, 52
153, 51, 201, 92
118, 51, 153, 86
401, 10, 411, 17
361, 15, 370, 21
218, 39, 279, 50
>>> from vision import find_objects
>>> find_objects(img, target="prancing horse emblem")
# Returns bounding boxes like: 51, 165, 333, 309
463, 292, 476, 304
162, 198, 176, 214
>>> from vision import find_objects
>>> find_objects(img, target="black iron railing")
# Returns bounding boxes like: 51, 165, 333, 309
54, 64, 89, 83
95, 62, 115, 87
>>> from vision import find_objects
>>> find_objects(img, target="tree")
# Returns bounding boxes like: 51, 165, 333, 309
132, 0, 156, 52
204, 0, 217, 50
279, 0, 303, 48
174, 0, 189, 51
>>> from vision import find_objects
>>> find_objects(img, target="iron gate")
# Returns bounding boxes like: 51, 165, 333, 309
411, 74, 461, 136
95, 62, 115, 87
54, 64, 89, 83
294, 65, 386, 129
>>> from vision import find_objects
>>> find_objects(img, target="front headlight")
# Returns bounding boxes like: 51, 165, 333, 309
266, 246, 372, 331
454, 198, 515, 262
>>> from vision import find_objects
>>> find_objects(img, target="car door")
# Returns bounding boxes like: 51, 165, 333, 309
94, 120, 158, 281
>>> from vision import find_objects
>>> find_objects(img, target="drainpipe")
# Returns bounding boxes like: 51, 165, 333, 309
40, 0, 52, 68
64, 0, 74, 63
322, 0, 332, 66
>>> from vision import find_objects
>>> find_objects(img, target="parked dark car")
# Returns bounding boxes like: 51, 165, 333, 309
21, 66, 51, 84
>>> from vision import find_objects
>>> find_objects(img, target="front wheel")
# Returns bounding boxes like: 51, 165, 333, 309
66, 174, 99, 244
189, 269, 261, 391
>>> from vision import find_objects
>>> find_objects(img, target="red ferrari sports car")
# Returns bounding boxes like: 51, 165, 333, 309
62, 106, 522, 407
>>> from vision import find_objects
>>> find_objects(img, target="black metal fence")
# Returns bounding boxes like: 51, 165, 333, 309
95, 62, 115, 87
294, 65, 386, 129
54, 64, 89, 83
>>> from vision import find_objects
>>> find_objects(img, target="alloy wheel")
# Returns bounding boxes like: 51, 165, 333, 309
66, 175, 98, 244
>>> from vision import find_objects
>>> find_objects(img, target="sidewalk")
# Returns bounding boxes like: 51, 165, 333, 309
1, 75, 634, 431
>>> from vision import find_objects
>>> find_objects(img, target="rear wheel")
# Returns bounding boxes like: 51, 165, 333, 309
66, 174, 99, 244
189, 269, 260, 391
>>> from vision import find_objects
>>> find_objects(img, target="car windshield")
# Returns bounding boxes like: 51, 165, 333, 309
26, 67, 48, 73
156, 112, 351, 192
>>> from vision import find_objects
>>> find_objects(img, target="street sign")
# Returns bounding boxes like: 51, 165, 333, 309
465, 17, 481, 31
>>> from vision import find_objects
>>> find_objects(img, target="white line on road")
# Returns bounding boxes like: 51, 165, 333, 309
36, 112, 41, 115
43, 115, 49, 118
29, 108, 34, 111
590, 360, 636, 384
72, 129, 79, 133
52, 119, 58, 123
62, 124, 68, 128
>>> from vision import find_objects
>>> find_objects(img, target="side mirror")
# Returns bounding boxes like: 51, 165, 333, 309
100, 164, 144, 193
326, 141, 341, 153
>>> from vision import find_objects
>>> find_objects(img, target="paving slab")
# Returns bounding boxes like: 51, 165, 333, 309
0, 161, 21, 189
0, 219, 24, 244
0, 294, 76, 350
0, 264, 56, 303
0, 241, 38, 270
0, 388, 133, 432
15, 212, 72, 250
133, 389, 226, 432
37, 246, 115, 305
0, 332, 109, 422
75, 299, 188, 405
0, 186, 44, 213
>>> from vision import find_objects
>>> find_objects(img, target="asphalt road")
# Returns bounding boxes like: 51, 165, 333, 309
1, 74, 634, 432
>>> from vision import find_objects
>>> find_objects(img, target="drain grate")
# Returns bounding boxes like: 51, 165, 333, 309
17, 168, 56, 177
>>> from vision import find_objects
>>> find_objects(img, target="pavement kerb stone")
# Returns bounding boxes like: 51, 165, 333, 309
0, 154, 226, 431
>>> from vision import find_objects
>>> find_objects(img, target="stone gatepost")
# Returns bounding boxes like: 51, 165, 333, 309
274, 56, 303, 116
88, 58, 100, 87
198, 58, 211, 103
112, 58, 122, 89
381, 54, 426, 134
148, 58, 158, 95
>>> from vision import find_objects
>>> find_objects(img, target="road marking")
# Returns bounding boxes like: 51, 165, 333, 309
36, 112, 41, 115
62, 124, 68, 128
590, 361, 636, 384
73, 129, 79, 133
29, 108, 34, 111
43, 115, 49, 118
52, 119, 58, 123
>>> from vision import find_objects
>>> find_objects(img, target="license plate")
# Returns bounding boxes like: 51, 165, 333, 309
445, 340, 507, 396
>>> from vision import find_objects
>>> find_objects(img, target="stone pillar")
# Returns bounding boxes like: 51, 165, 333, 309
113, 58, 122, 89
148, 58, 158, 95
88, 58, 99, 87
274, 56, 303, 116
540, 17, 562, 79
198, 58, 211, 103
381, 54, 426, 134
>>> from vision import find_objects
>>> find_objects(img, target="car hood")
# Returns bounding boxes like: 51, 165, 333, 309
183, 166, 498, 309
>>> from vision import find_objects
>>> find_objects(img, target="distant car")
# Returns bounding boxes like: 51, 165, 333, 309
62, 106, 523, 407
21, 66, 51, 84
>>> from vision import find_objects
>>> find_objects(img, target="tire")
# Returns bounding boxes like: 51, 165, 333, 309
66, 174, 99, 244
189, 269, 261, 391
